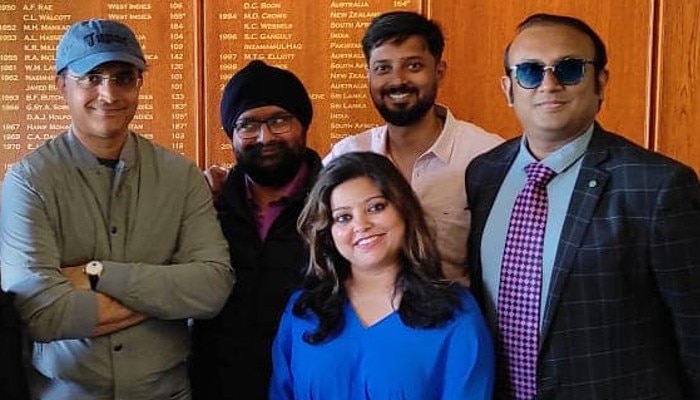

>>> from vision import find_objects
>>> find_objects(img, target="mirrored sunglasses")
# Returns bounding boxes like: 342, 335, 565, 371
510, 58, 595, 89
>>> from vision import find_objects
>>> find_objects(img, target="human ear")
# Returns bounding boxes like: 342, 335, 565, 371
500, 75, 514, 107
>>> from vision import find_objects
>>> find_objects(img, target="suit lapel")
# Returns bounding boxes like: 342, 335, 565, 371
540, 126, 612, 343
468, 139, 519, 303
475, 142, 519, 218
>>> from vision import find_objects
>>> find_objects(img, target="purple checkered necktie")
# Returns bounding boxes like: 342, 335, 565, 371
497, 162, 556, 399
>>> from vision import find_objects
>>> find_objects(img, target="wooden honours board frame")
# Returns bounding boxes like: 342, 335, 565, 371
0, 0, 420, 174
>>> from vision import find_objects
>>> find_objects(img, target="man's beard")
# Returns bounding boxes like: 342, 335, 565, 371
235, 142, 304, 187
372, 83, 436, 127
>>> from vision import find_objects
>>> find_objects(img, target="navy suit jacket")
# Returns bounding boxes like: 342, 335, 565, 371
466, 125, 700, 399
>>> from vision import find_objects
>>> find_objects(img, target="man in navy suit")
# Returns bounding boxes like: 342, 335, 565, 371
466, 13, 700, 399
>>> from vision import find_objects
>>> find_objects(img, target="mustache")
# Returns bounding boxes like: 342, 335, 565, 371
240, 141, 286, 156
381, 84, 418, 97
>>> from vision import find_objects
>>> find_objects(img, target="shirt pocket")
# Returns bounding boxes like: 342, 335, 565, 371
425, 206, 471, 276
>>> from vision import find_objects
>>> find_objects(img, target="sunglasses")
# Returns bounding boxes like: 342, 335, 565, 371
509, 58, 595, 89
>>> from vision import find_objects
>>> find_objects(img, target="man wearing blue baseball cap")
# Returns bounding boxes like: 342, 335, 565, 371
0, 19, 233, 399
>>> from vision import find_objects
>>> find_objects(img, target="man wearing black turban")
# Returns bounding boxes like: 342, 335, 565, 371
190, 60, 322, 400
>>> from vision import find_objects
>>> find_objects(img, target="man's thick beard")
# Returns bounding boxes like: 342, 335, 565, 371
372, 84, 436, 127
236, 143, 304, 187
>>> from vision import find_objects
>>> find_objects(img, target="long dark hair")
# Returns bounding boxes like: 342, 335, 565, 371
295, 152, 461, 344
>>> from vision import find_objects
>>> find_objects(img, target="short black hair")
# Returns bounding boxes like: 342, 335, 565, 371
503, 13, 608, 74
362, 11, 444, 63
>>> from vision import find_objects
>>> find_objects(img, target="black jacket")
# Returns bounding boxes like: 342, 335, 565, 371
0, 290, 30, 400
190, 149, 322, 400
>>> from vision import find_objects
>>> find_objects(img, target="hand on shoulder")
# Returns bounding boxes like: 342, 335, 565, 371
203, 165, 230, 198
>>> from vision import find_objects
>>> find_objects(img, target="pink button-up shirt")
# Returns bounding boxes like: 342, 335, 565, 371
324, 105, 503, 279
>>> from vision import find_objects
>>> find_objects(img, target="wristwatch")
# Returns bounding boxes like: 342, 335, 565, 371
84, 261, 104, 290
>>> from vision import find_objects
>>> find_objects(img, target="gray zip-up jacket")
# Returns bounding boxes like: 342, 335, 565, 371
0, 129, 233, 400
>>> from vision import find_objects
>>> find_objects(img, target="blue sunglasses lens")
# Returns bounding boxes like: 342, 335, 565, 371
514, 59, 589, 89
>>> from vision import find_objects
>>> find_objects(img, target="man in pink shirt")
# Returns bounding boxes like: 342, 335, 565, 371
325, 11, 503, 282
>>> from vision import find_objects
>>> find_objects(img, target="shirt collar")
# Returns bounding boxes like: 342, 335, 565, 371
425, 104, 456, 164
67, 127, 136, 169
517, 123, 594, 174
376, 103, 455, 164
244, 161, 309, 205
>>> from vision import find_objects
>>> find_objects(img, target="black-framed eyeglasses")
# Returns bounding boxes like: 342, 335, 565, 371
509, 58, 595, 89
65, 71, 143, 90
233, 114, 295, 140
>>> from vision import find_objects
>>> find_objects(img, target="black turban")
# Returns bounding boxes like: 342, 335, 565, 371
220, 60, 313, 139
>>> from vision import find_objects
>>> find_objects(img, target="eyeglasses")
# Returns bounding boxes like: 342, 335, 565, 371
233, 114, 295, 140
509, 58, 595, 89
65, 72, 143, 90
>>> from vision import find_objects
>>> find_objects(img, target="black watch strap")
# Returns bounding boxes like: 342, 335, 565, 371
88, 274, 99, 291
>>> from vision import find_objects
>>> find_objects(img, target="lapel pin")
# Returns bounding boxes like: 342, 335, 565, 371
588, 179, 598, 188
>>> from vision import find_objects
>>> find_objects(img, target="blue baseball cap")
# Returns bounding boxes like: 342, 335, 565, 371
55, 19, 146, 75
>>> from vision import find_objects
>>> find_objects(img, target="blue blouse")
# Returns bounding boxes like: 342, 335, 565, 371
270, 288, 494, 399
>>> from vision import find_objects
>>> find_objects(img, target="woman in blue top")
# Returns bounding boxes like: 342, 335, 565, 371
269, 152, 494, 400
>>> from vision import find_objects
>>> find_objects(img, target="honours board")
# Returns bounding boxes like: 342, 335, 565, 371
0, 0, 421, 174
0, 0, 200, 172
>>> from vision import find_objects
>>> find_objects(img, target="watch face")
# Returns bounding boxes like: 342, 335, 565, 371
86, 261, 103, 275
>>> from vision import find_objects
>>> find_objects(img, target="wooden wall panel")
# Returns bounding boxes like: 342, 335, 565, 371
0, 0, 201, 174
1, 1, 698, 175
654, 0, 700, 173
429, 1, 653, 147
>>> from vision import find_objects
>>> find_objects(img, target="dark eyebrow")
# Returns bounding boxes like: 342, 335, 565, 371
237, 112, 293, 123
371, 55, 424, 66
89, 66, 138, 75
332, 195, 385, 211
331, 206, 350, 213
366, 195, 386, 202
515, 54, 584, 65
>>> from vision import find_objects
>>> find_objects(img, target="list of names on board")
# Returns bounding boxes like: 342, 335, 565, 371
0, 0, 199, 174
202, 0, 419, 167
0, 0, 419, 173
